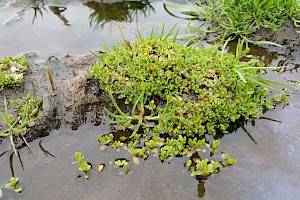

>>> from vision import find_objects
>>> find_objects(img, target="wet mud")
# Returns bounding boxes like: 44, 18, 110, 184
0, 53, 108, 147
249, 20, 300, 68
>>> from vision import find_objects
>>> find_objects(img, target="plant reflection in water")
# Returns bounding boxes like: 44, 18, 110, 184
83, 1, 154, 29
30, 0, 154, 29
49, 6, 70, 26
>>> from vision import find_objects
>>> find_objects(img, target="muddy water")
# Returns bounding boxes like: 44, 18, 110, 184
0, 0, 300, 200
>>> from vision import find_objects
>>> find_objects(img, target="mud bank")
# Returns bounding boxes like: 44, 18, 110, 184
0, 53, 109, 147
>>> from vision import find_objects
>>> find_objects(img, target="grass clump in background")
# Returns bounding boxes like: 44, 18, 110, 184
88, 28, 293, 179
164, 0, 300, 41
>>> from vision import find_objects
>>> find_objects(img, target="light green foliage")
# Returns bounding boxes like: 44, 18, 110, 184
114, 159, 129, 168
191, 159, 219, 177
0, 94, 41, 156
89, 30, 291, 179
89, 33, 288, 138
98, 133, 114, 144
221, 152, 237, 166
129, 147, 149, 159
0, 55, 29, 91
72, 152, 92, 179
164, 0, 300, 41
114, 159, 130, 175
4, 177, 22, 193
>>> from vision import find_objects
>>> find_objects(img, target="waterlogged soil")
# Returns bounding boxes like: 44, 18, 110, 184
0, 1, 300, 200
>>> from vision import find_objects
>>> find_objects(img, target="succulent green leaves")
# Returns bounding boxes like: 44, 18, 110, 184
89, 31, 292, 179
72, 152, 92, 179
0, 56, 29, 91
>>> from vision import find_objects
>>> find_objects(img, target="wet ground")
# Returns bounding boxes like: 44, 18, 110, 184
0, 0, 300, 200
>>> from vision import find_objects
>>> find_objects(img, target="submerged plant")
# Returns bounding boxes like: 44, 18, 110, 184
0, 94, 41, 156
72, 152, 92, 179
0, 56, 29, 92
89, 27, 295, 179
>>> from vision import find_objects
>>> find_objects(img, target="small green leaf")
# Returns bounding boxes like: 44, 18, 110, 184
186, 152, 193, 157
191, 171, 201, 176
10, 177, 18, 186
4, 183, 14, 190
186, 160, 192, 168
79, 162, 91, 172
212, 140, 220, 149
75, 152, 83, 162
14, 186, 22, 193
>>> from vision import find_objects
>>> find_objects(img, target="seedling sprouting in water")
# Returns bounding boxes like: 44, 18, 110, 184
4, 177, 22, 193
72, 152, 92, 179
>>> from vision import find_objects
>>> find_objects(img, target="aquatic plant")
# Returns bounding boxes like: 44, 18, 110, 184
0, 94, 41, 156
0, 177, 23, 196
89, 27, 293, 179
114, 158, 130, 175
0, 56, 29, 92
72, 152, 92, 179
164, 0, 300, 42
4, 177, 22, 193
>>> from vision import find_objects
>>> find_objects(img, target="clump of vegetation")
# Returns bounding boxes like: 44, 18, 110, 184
0, 56, 29, 92
164, 0, 300, 41
0, 94, 41, 156
89, 28, 292, 179
72, 152, 92, 179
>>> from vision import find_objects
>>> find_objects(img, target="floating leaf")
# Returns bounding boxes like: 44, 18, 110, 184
119, 171, 125, 176
119, 136, 127, 141
14, 186, 22, 193
99, 145, 107, 151
98, 164, 105, 172
133, 157, 140, 165
4, 183, 14, 190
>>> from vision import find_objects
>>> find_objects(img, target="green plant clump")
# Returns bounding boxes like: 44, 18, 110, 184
164, 0, 300, 40
0, 94, 41, 156
89, 31, 290, 178
0, 56, 29, 91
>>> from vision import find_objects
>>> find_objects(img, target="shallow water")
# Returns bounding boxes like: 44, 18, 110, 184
0, 0, 187, 59
0, 1, 300, 200
0, 97, 299, 200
